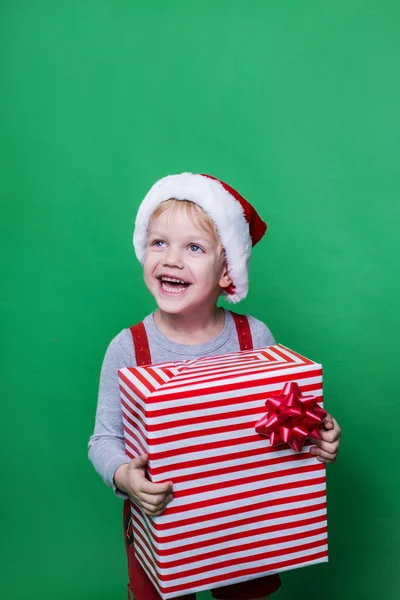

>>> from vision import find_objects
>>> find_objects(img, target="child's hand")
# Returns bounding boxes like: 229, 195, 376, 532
114, 454, 173, 516
309, 414, 341, 463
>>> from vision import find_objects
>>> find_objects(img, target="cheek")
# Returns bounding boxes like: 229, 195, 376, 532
143, 253, 157, 278
189, 257, 210, 272
193, 257, 222, 281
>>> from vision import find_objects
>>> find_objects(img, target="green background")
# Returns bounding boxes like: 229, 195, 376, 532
1, 1, 399, 599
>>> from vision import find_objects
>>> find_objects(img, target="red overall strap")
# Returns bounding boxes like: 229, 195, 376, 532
230, 311, 254, 351
129, 321, 152, 366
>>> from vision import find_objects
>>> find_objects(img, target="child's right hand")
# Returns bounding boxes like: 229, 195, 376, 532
114, 454, 173, 516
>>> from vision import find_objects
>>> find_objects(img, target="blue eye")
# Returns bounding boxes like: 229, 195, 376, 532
152, 240, 165, 247
189, 244, 203, 252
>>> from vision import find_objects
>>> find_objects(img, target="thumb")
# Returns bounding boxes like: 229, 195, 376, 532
323, 414, 334, 429
130, 454, 149, 469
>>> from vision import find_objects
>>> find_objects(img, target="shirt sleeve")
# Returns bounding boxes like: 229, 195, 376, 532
88, 329, 135, 499
247, 315, 276, 348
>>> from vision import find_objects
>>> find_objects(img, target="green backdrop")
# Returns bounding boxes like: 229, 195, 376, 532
1, 1, 399, 599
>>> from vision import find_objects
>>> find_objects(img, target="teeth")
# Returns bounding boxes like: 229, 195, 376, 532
161, 282, 186, 293
161, 277, 187, 284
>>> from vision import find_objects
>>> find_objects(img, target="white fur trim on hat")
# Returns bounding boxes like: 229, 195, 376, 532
133, 173, 253, 303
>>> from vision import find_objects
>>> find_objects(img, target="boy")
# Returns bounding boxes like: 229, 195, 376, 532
88, 173, 341, 600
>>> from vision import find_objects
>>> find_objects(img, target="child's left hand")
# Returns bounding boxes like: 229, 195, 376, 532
309, 414, 341, 463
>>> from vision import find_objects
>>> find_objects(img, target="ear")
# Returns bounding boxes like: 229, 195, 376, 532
219, 265, 233, 290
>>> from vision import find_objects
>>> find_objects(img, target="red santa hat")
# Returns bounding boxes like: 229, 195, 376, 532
133, 173, 267, 303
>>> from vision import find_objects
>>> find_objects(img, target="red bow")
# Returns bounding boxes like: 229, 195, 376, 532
255, 382, 327, 452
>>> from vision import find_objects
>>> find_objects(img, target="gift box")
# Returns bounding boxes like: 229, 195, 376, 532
118, 345, 328, 599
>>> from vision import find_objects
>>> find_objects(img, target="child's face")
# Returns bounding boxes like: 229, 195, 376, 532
144, 207, 232, 317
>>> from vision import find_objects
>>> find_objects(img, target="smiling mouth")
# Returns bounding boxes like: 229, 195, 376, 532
157, 276, 191, 294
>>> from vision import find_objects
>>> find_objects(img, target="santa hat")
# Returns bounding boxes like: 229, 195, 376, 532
133, 173, 267, 303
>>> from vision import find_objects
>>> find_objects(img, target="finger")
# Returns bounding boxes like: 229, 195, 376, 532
321, 422, 341, 443
314, 450, 337, 463
318, 429, 339, 444
139, 500, 158, 512
140, 499, 171, 516
325, 417, 341, 438
310, 445, 338, 462
139, 501, 166, 515
136, 491, 171, 506
311, 425, 340, 444
152, 493, 174, 514
310, 438, 339, 453
144, 506, 167, 517
140, 479, 173, 495
157, 495, 173, 512
130, 454, 149, 469
322, 414, 334, 429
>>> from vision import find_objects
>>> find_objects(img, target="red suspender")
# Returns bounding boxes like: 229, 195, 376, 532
129, 311, 253, 365
129, 322, 152, 366
230, 311, 254, 351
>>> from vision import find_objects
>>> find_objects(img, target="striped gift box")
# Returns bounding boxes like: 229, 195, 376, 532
118, 344, 328, 599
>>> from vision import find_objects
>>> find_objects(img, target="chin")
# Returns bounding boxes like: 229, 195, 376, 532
156, 298, 195, 315
156, 302, 186, 314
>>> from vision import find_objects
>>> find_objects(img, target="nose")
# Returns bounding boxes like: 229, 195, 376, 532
162, 245, 184, 269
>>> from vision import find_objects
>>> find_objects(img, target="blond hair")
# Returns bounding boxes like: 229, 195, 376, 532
150, 199, 224, 257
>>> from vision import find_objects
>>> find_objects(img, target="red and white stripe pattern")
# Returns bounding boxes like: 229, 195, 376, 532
118, 345, 328, 599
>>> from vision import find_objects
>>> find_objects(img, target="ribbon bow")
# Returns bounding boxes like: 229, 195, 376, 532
255, 381, 327, 452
